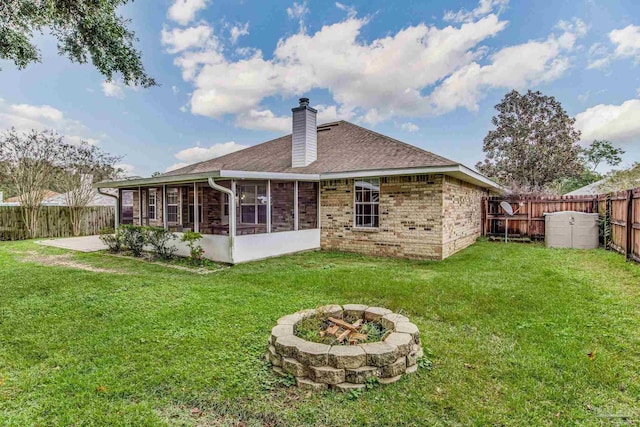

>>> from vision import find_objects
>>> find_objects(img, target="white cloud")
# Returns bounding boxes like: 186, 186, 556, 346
101, 80, 125, 99
167, 0, 209, 25
166, 5, 582, 129
335, 2, 357, 17
165, 141, 248, 171
314, 104, 355, 124
427, 18, 586, 114
175, 13, 508, 125
444, 0, 508, 23
0, 100, 101, 146
172, 85, 180, 95
230, 22, 249, 45
400, 122, 419, 132
610, 25, 640, 60
234, 109, 290, 133
575, 99, 640, 144
588, 24, 640, 69
287, 1, 309, 19
161, 25, 215, 54
287, 1, 309, 32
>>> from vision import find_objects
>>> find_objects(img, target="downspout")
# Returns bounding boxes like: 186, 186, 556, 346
208, 177, 235, 263
97, 188, 119, 229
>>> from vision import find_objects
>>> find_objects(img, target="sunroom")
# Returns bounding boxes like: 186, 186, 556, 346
97, 171, 320, 264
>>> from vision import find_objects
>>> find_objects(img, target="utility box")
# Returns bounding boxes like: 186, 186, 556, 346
544, 211, 599, 249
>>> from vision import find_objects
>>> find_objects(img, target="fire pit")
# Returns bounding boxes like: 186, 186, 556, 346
266, 304, 423, 392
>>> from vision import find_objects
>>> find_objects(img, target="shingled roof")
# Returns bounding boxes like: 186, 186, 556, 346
163, 121, 457, 176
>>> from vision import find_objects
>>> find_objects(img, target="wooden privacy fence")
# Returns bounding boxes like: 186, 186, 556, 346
0, 206, 115, 241
482, 188, 640, 262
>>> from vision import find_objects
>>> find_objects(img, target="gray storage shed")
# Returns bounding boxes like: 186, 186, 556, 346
544, 211, 599, 249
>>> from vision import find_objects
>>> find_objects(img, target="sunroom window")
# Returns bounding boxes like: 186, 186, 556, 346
354, 178, 380, 228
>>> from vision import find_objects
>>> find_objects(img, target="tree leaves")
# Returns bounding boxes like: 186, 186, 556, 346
0, 0, 156, 87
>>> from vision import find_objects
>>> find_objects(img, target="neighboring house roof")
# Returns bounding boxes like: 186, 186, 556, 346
564, 179, 608, 196
44, 189, 116, 206
163, 121, 456, 176
5, 190, 61, 203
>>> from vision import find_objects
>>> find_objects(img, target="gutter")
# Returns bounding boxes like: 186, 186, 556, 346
208, 177, 235, 262
97, 188, 120, 228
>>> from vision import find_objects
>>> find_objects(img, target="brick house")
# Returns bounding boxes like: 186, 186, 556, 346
97, 98, 499, 263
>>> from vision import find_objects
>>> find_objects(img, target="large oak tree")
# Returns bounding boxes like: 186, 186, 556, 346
476, 90, 583, 193
1, 0, 156, 87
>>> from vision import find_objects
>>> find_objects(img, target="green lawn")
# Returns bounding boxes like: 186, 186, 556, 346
0, 240, 639, 426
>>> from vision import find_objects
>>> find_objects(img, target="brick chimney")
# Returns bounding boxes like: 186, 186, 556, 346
291, 97, 317, 167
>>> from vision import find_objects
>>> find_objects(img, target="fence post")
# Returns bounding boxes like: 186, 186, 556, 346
626, 190, 633, 260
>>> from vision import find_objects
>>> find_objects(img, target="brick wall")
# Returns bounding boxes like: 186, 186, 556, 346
320, 175, 445, 260
298, 181, 318, 230
442, 176, 487, 258
271, 181, 295, 232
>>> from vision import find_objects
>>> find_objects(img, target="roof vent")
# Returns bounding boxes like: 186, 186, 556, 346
291, 97, 317, 167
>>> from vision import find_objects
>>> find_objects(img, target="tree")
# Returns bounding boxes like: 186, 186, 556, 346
581, 140, 624, 172
150, 171, 162, 177
600, 163, 640, 193
0, 128, 72, 238
58, 143, 122, 236
476, 90, 583, 193
1, 0, 156, 87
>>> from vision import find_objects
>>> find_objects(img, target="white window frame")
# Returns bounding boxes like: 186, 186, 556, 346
354, 178, 380, 229
148, 189, 157, 221
221, 193, 230, 221
166, 188, 179, 224
188, 187, 203, 224
239, 184, 267, 225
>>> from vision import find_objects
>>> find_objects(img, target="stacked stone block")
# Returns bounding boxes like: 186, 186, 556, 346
267, 304, 423, 392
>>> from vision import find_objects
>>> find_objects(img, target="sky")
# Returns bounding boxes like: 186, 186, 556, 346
1, 0, 639, 177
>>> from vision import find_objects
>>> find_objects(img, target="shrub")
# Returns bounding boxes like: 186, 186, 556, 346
146, 227, 177, 260
119, 225, 146, 257
181, 231, 204, 265
99, 227, 122, 253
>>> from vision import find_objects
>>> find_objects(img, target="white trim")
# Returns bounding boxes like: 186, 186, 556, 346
193, 182, 199, 233
162, 185, 168, 229
266, 180, 271, 233
138, 186, 143, 226
148, 189, 157, 221
353, 177, 380, 229
219, 170, 319, 181
320, 165, 500, 190
294, 181, 299, 231
96, 165, 500, 191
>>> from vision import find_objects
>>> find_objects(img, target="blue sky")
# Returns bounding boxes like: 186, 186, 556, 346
1, 0, 639, 177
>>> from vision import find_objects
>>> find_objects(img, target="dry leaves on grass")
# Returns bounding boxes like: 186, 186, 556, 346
19, 251, 126, 274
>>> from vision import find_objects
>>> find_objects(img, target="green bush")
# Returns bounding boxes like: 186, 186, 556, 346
180, 231, 204, 265
146, 227, 177, 260
99, 227, 122, 253
119, 225, 146, 257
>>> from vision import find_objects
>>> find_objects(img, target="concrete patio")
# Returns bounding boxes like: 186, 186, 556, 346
37, 235, 107, 252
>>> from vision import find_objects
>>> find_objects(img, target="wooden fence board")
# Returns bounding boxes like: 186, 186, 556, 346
0, 206, 114, 241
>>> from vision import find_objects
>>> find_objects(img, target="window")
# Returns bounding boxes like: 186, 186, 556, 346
240, 184, 267, 224
354, 178, 379, 228
121, 190, 134, 223
148, 189, 157, 220
167, 188, 179, 223
222, 194, 230, 219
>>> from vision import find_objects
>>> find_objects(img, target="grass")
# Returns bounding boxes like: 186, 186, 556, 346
0, 239, 639, 426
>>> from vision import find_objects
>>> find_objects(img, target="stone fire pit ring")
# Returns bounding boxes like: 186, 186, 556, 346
266, 304, 423, 392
